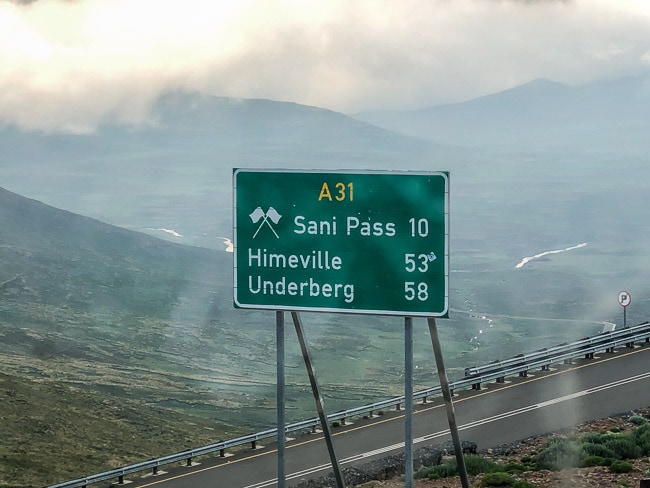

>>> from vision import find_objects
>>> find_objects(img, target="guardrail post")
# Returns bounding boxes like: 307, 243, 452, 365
422, 396, 427, 404
519, 370, 528, 377
251, 440, 257, 449
541, 364, 550, 371
118, 475, 124, 484
186, 457, 192, 467
220, 448, 225, 457
496, 377, 505, 384
396, 403, 401, 410
153, 466, 158, 475
472, 382, 481, 390
627, 342, 635, 348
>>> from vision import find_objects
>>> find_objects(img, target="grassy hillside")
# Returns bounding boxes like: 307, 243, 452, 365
0, 187, 245, 486
0, 370, 238, 487
0, 186, 230, 315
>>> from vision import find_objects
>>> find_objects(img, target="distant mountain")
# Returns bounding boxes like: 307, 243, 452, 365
352, 74, 650, 150
0, 186, 228, 318
0, 92, 454, 249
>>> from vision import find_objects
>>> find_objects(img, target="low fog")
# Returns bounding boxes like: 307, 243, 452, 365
1, 0, 650, 132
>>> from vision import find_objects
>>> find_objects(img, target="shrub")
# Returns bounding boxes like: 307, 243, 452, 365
582, 442, 617, 459
579, 455, 608, 468
512, 482, 536, 488
582, 432, 606, 444
501, 462, 528, 474
604, 436, 642, 460
464, 454, 499, 476
632, 423, 650, 438
427, 463, 457, 479
415, 460, 457, 480
480, 472, 516, 486
629, 415, 647, 426
609, 460, 633, 473
416, 454, 499, 480
632, 424, 650, 455
534, 437, 582, 471
480, 472, 536, 487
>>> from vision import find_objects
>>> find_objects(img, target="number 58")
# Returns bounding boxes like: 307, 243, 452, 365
405, 282, 429, 301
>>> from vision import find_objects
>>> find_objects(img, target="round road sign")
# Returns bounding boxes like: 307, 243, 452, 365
618, 290, 632, 308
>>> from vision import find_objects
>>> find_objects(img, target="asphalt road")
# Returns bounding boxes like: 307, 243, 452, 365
132, 343, 650, 488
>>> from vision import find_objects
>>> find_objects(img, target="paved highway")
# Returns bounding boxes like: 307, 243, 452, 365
132, 343, 650, 487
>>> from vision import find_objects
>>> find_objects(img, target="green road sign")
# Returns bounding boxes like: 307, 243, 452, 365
233, 169, 449, 317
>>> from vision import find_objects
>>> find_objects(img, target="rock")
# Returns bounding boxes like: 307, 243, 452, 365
293, 443, 444, 488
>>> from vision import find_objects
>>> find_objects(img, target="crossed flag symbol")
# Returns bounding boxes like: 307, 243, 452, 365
249, 207, 282, 238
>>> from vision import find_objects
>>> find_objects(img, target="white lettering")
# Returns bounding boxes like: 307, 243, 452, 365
247, 275, 354, 303
346, 217, 396, 237
247, 248, 342, 270
294, 216, 337, 235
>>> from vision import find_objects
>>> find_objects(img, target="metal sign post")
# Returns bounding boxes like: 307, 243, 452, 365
291, 312, 345, 488
427, 318, 470, 488
404, 317, 414, 488
618, 291, 631, 328
276, 311, 286, 488
233, 169, 450, 487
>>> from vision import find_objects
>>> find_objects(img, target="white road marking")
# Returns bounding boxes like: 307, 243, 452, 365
243, 370, 650, 487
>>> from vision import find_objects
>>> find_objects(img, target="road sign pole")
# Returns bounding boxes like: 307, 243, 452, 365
405, 316, 414, 488
291, 312, 346, 488
276, 311, 286, 488
427, 318, 469, 488
618, 291, 631, 328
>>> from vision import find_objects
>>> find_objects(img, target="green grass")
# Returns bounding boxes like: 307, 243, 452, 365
0, 371, 243, 487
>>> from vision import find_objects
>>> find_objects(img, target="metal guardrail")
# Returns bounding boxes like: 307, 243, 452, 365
465, 322, 650, 377
47, 321, 650, 488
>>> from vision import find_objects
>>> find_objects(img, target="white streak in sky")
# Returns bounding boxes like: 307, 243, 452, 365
515, 243, 587, 269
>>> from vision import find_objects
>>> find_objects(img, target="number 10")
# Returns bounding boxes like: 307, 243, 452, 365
409, 218, 429, 237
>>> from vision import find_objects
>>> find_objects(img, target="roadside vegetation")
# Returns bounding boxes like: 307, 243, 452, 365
415, 415, 650, 487
0, 372, 242, 487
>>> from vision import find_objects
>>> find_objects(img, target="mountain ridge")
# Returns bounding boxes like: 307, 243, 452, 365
0, 186, 228, 318
351, 73, 650, 148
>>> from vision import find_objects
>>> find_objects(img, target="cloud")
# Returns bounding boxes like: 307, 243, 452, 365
1, 0, 650, 132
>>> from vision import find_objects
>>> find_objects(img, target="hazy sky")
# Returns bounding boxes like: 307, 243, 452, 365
1, 0, 650, 132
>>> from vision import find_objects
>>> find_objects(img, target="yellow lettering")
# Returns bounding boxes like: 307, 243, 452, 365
318, 182, 332, 201
335, 182, 345, 201
319, 182, 354, 202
